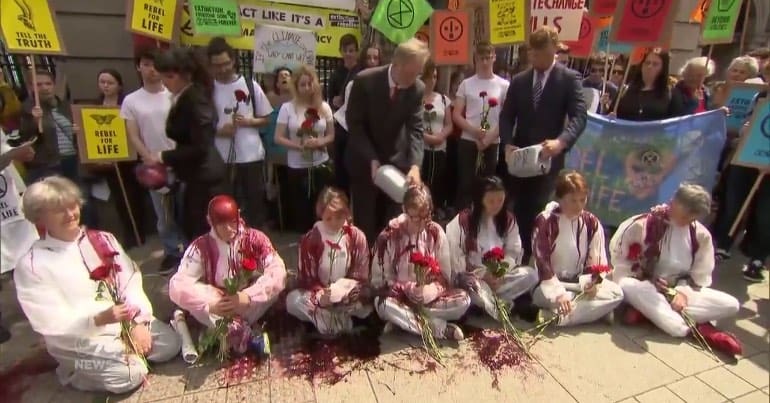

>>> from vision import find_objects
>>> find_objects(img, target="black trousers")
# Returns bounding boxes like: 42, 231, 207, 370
422, 149, 448, 209
456, 138, 498, 210
227, 160, 267, 229
351, 175, 401, 244
286, 164, 333, 233
182, 179, 229, 241
507, 172, 558, 262
333, 122, 351, 196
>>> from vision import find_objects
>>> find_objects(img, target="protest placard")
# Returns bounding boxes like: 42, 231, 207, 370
589, 0, 617, 17
724, 83, 766, 133
489, 0, 528, 45
189, 0, 241, 37
267, 0, 355, 10
72, 106, 136, 164
690, 0, 709, 23
611, 0, 677, 46
594, 17, 634, 55
0, 0, 66, 55
700, 0, 745, 45
565, 12, 597, 58
431, 10, 471, 65
370, 0, 434, 44
252, 25, 317, 73
530, 0, 584, 42
733, 99, 770, 171
126, 0, 182, 43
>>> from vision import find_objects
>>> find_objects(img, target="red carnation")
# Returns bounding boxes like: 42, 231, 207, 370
325, 240, 342, 250
306, 108, 319, 119
409, 251, 425, 265
242, 257, 257, 272
300, 119, 313, 130
90, 264, 113, 281
482, 247, 505, 263
479, 91, 488, 97
488, 98, 499, 107
424, 103, 434, 111
627, 243, 643, 260
234, 89, 248, 102
589, 265, 612, 275
427, 256, 441, 274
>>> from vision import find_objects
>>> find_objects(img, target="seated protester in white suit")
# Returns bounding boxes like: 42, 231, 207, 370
371, 185, 471, 340
610, 183, 742, 356
14, 176, 180, 394
532, 171, 624, 326
446, 176, 539, 322
287, 187, 373, 336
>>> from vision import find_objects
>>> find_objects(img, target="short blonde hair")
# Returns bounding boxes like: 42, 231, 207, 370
728, 56, 759, 77
392, 38, 429, 65
289, 64, 328, 119
22, 176, 83, 223
679, 56, 715, 77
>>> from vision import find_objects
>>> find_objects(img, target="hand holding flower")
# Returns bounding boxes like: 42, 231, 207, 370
556, 294, 573, 316
95, 304, 133, 326
130, 323, 152, 355
670, 291, 688, 313
582, 282, 598, 298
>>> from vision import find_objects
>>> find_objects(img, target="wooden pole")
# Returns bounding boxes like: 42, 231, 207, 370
29, 57, 42, 133
114, 163, 143, 246
612, 64, 632, 115
738, 0, 751, 55
729, 171, 766, 236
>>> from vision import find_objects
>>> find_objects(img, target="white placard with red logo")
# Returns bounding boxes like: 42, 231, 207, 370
530, 0, 585, 42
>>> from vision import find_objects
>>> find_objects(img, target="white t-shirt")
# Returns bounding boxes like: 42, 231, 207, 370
456, 74, 509, 143
120, 87, 175, 154
422, 92, 450, 152
213, 76, 273, 163
277, 101, 333, 169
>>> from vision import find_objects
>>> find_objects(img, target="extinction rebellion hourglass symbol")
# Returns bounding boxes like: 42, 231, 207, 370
386, 0, 415, 29
630, 0, 665, 18
440, 17, 463, 42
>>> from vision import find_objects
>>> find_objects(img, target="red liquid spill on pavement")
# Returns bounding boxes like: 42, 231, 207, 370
0, 348, 58, 403
462, 325, 532, 389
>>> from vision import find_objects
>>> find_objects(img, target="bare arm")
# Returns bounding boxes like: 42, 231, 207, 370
125, 119, 153, 161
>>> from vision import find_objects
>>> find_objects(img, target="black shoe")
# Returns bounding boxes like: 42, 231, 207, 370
512, 294, 539, 323
742, 260, 766, 283
0, 324, 10, 344
159, 255, 181, 275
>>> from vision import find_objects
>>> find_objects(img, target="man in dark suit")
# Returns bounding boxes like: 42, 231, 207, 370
345, 38, 429, 242
500, 26, 588, 262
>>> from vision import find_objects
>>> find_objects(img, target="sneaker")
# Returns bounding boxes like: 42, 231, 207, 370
742, 260, 766, 283
0, 324, 10, 344
623, 306, 649, 325
443, 323, 464, 340
696, 323, 742, 356
159, 255, 181, 275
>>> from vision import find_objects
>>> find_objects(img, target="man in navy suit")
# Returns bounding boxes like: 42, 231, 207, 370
500, 26, 587, 263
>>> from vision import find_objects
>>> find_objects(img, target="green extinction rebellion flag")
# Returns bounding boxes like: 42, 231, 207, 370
701, 0, 744, 45
190, 0, 242, 37
371, 0, 434, 44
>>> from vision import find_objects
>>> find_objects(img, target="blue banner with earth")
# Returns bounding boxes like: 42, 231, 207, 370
565, 110, 727, 226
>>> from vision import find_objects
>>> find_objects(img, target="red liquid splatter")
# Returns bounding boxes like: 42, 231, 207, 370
0, 348, 58, 403
462, 325, 533, 389
221, 353, 265, 386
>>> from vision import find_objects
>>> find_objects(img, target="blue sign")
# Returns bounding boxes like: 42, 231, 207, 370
565, 110, 727, 226
733, 99, 770, 170
725, 83, 765, 132
595, 26, 634, 55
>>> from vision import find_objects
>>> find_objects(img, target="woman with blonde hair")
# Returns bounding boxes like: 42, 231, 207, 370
274, 64, 335, 232
287, 187, 372, 336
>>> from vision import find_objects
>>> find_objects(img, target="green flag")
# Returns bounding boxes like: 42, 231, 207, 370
370, 0, 434, 45
701, 0, 744, 45
189, 0, 242, 37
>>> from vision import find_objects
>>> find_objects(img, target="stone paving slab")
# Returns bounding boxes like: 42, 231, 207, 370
0, 235, 767, 403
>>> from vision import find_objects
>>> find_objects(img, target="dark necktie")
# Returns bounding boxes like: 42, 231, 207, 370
533, 70, 544, 109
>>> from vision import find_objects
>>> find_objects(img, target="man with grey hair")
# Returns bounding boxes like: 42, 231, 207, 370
14, 176, 180, 393
609, 183, 742, 356
345, 38, 429, 241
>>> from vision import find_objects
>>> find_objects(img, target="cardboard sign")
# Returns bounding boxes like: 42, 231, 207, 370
565, 12, 597, 58
431, 10, 471, 65
690, 0, 709, 23
447, 0, 467, 11
611, 0, 676, 47
126, 0, 182, 43
732, 99, 770, 171
370, 0, 434, 44
252, 25, 317, 73
265, 0, 355, 10
700, 0, 744, 45
0, 0, 66, 55
530, 0, 585, 42
72, 106, 136, 163
724, 83, 766, 132
594, 17, 634, 55
189, 0, 241, 37
181, 1, 361, 58
589, 0, 618, 17
488, 0, 528, 45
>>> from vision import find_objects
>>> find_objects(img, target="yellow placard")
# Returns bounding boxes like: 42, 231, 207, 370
126, 0, 181, 43
72, 106, 136, 163
179, 1, 361, 58
0, 0, 65, 55
488, 0, 528, 45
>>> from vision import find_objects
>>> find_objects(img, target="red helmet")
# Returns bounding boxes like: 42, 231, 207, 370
208, 195, 239, 225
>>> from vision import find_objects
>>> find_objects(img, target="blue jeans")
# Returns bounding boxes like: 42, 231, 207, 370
149, 189, 185, 259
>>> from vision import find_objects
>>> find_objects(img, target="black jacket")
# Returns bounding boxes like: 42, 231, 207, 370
18, 96, 75, 169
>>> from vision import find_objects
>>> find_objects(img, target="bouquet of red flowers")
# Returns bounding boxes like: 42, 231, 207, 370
482, 247, 508, 278
409, 251, 443, 363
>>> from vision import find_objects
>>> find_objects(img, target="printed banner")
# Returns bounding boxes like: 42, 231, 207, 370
370, 0, 434, 44
189, 0, 241, 37
0, 172, 23, 226
565, 12, 597, 58
733, 99, 770, 171
611, 0, 676, 46
431, 10, 471, 65
0, 0, 66, 55
594, 17, 634, 55
724, 83, 765, 132
565, 111, 727, 226
589, 0, 618, 17
530, 0, 584, 42
701, 0, 744, 45
269, 0, 355, 10
179, 1, 360, 58
489, 0, 528, 45
72, 106, 137, 163
252, 25, 317, 73
690, 0, 709, 23
127, 0, 182, 43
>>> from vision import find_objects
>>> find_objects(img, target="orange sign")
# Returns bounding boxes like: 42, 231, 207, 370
565, 12, 597, 58
431, 10, 471, 66
629, 45, 669, 64
415, 25, 429, 43
447, 0, 467, 11
690, 0, 709, 23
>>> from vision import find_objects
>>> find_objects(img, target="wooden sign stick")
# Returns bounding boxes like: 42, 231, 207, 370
29, 57, 42, 133
114, 163, 143, 246
612, 64, 632, 115
729, 171, 767, 237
